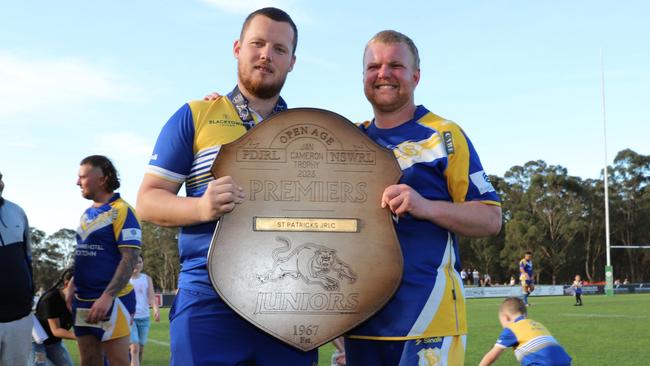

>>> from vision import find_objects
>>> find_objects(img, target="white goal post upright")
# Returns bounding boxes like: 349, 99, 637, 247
601, 50, 614, 296
600, 51, 649, 295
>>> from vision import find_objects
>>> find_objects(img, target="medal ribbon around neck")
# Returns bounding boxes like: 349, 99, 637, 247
227, 85, 287, 130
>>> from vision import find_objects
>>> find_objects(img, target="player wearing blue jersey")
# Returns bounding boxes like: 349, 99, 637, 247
519, 251, 535, 306
70, 155, 141, 366
136, 8, 317, 366
479, 297, 572, 366
344, 30, 502, 366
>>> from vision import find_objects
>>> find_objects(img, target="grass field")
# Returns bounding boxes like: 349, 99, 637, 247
63, 293, 650, 365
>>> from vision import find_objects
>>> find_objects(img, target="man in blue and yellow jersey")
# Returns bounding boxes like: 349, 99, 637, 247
70, 155, 141, 366
136, 8, 317, 366
346, 30, 503, 366
479, 297, 572, 366
519, 251, 535, 306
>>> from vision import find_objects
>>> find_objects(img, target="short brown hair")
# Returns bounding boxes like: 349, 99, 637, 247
500, 297, 527, 316
240, 7, 298, 54
365, 30, 420, 69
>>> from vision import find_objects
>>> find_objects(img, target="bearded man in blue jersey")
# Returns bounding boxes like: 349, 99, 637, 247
345, 30, 503, 366
71, 155, 141, 366
137, 7, 318, 366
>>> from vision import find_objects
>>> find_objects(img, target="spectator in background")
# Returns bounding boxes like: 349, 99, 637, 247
129, 255, 160, 366
473, 268, 480, 286
461, 269, 468, 285
31, 268, 75, 366
509, 275, 516, 286
623, 277, 629, 285
484, 273, 492, 287
0, 170, 34, 366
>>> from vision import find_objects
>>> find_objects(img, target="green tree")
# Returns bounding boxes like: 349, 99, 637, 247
608, 149, 650, 282
140, 221, 179, 292
574, 178, 606, 282
461, 175, 506, 282
501, 161, 584, 284
47, 228, 76, 268
31, 227, 64, 291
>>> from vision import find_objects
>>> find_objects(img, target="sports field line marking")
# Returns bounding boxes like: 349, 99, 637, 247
560, 313, 650, 319
148, 338, 170, 347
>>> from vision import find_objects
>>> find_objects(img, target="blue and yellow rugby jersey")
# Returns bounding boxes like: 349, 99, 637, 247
350, 105, 500, 339
75, 193, 141, 300
520, 258, 533, 280
496, 316, 572, 366
145, 97, 260, 293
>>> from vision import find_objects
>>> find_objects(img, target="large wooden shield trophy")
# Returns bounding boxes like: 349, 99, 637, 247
207, 108, 402, 351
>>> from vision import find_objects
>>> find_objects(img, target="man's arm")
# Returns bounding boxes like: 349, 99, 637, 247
47, 318, 76, 340
381, 184, 502, 237
136, 174, 244, 227
65, 277, 75, 312
86, 247, 139, 323
23, 212, 35, 295
519, 262, 527, 277
478, 345, 505, 366
146, 275, 160, 322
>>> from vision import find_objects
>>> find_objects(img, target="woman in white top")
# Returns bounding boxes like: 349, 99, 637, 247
129, 255, 160, 366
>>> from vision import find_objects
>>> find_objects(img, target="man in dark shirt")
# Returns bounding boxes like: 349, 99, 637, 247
0, 170, 34, 366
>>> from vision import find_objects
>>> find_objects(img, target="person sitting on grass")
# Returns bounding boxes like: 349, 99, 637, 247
479, 297, 572, 366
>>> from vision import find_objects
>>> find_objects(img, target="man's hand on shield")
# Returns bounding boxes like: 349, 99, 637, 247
381, 183, 429, 219
197, 176, 245, 222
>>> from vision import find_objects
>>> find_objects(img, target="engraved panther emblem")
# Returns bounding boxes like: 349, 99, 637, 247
257, 236, 357, 291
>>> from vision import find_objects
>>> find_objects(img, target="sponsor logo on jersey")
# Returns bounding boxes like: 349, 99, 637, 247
122, 228, 142, 241
443, 131, 454, 155
470, 170, 496, 194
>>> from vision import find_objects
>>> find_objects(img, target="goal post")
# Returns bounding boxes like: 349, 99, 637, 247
607, 245, 650, 296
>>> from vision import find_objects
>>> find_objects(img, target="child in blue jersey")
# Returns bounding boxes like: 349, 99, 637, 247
479, 297, 572, 366
571, 275, 583, 306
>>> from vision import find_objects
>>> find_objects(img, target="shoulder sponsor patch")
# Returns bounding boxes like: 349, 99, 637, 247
443, 131, 454, 155
469, 170, 496, 194
121, 228, 142, 242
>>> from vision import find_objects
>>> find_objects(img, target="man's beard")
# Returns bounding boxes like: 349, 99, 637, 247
365, 87, 410, 114
239, 64, 287, 100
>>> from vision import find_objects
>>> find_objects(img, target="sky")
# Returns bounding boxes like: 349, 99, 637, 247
1, 0, 648, 234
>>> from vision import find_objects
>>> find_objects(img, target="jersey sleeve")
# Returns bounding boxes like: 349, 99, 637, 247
495, 327, 518, 348
443, 122, 500, 206
145, 103, 195, 184
112, 203, 142, 249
